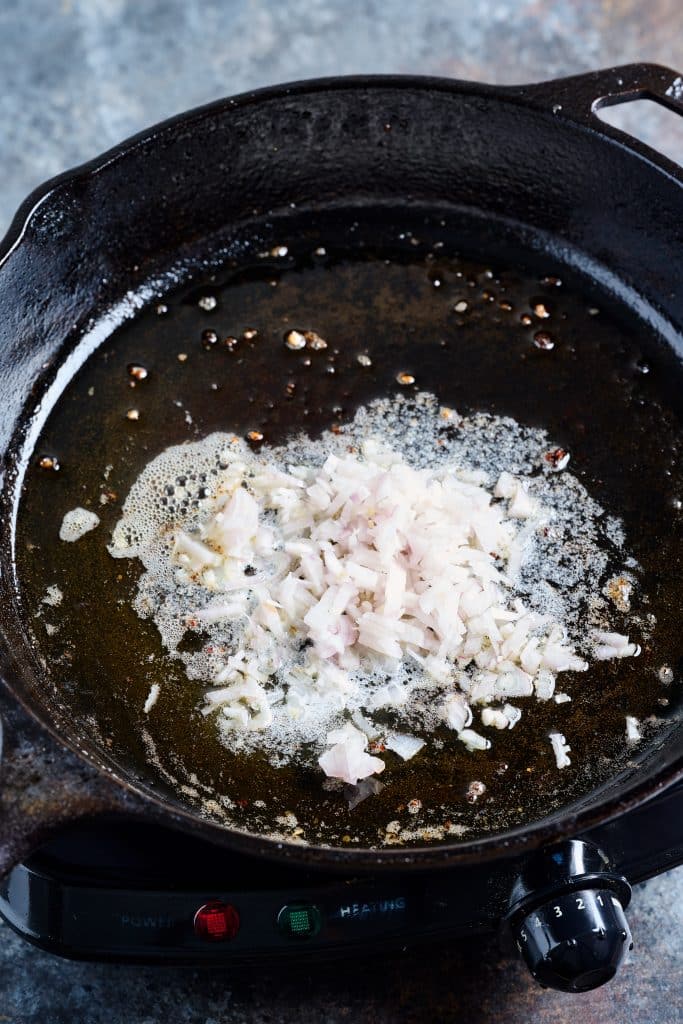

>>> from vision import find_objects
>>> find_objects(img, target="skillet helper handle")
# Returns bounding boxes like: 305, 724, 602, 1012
518, 61, 683, 128
0, 682, 146, 880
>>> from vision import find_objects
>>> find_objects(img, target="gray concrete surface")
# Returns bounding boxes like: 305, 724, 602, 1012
0, 2, 681, 1022
1, 0, 682, 235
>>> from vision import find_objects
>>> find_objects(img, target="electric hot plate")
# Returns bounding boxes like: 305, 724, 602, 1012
1, 778, 681, 991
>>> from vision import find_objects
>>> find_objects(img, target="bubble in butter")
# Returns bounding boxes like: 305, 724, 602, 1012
59, 507, 100, 542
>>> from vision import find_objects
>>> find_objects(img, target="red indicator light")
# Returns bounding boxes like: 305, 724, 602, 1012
193, 901, 240, 942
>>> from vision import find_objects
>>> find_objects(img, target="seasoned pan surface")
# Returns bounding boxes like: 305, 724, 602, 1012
13, 204, 683, 849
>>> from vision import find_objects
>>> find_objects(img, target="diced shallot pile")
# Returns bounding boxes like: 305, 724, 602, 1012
109, 393, 641, 792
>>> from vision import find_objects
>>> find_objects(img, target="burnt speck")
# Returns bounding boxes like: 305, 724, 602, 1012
544, 448, 570, 471
396, 372, 415, 386
466, 780, 486, 803
305, 330, 328, 350
533, 331, 555, 351
285, 329, 306, 350
127, 363, 148, 381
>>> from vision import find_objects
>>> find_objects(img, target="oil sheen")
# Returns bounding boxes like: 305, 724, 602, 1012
14, 219, 683, 848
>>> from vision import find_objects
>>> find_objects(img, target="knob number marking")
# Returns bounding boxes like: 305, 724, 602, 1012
526, 892, 614, 932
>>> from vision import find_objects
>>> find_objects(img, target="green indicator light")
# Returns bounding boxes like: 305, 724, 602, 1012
277, 903, 323, 939
289, 910, 311, 933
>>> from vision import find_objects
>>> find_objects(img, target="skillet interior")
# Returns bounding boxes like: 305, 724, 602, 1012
0, 78, 682, 860
12, 202, 683, 848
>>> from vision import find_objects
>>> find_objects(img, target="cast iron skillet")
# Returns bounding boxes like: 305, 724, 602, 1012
0, 64, 682, 879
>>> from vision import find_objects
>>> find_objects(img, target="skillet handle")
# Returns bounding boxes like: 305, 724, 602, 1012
517, 62, 683, 123
0, 681, 148, 880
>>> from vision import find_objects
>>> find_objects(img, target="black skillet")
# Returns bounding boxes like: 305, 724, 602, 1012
0, 64, 682, 881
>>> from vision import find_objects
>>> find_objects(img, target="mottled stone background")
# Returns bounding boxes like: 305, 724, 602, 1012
0, 1, 681, 1022
1, 0, 683, 229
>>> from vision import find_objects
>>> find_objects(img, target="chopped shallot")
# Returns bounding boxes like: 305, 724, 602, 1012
109, 393, 644, 795
318, 724, 385, 785
593, 631, 641, 660
458, 729, 491, 752
549, 732, 571, 769
625, 716, 642, 743
143, 683, 160, 714
385, 733, 426, 761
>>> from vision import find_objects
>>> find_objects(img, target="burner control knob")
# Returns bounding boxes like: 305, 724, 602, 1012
505, 839, 633, 992
514, 888, 632, 992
